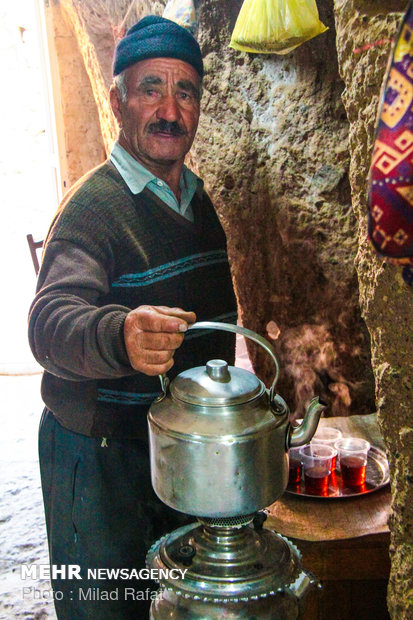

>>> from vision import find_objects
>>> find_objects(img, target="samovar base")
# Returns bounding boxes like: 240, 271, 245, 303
146, 518, 319, 619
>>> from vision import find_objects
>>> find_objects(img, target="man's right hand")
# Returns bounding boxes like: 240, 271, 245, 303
123, 305, 196, 376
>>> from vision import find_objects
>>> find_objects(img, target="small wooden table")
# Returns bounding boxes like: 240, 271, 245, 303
266, 414, 391, 619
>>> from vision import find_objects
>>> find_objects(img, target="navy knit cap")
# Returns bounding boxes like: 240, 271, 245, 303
113, 15, 204, 78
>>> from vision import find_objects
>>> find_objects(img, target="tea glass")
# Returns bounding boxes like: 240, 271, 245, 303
288, 446, 304, 485
335, 438, 370, 488
299, 443, 337, 495
311, 427, 342, 470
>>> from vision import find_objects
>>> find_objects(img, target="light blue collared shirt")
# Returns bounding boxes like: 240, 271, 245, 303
110, 142, 202, 222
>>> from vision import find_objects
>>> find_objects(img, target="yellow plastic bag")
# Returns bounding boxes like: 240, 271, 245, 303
229, 0, 328, 55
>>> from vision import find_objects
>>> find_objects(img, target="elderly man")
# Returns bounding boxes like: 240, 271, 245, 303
29, 15, 237, 619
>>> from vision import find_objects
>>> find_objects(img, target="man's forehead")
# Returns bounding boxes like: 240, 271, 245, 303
129, 57, 199, 83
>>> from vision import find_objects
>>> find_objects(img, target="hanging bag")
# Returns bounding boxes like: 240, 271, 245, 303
368, 0, 413, 282
229, 0, 327, 55
163, 0, 197, 33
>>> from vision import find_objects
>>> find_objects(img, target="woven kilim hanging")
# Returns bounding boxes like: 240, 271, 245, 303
368, 1, 413, 283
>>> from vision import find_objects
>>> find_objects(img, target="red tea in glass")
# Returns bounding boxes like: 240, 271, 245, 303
300, 444, 335, 495
288, 458, 302, 485
311, 427, 342, 471
336, 437, 370, 489
304, 466, 329, 495
340, 455, 367, 487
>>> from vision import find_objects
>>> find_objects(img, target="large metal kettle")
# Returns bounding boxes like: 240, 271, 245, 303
148, 322, 325, 518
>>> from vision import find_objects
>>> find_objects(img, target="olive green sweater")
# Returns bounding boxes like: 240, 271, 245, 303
29, 161, 237, 438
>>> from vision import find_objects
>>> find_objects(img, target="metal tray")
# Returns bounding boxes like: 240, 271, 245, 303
285, 445, 390, 499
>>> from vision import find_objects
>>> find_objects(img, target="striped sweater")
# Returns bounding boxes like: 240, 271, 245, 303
29, 161, 237, 438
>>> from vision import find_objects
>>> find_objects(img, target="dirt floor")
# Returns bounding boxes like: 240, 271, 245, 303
0, 375, 56, 620
0, 2, 59, 617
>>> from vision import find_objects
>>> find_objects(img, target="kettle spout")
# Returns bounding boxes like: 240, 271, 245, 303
289, 397, 326, 448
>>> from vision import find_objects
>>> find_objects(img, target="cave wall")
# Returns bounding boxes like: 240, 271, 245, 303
192, 0, 375, 418
334, 1, 413, 617
44, 1, 413, 616
44, 0, 105, 189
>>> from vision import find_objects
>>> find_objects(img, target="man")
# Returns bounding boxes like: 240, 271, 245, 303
29, 15, 237, 619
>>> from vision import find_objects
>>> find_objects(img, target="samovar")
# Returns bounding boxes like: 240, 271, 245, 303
146, 322, 324, 619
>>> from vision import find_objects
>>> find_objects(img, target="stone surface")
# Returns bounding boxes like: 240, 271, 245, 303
334, 1, 413, 617
191, 0, 376, 418
45, 0, 105, 189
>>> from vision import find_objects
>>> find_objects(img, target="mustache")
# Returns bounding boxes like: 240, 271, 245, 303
148, 119, 186, 136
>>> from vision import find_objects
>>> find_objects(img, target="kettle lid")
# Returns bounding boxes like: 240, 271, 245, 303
170, 359, 264, 406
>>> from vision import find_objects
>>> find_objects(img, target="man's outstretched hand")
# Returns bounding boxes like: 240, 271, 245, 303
124, 305, 196, 375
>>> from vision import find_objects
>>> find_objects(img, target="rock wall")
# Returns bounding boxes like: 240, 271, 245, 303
192, 0, 375, 418
334, 1, 412, 617
45, 0, 105, 189
45, 0, 413, 615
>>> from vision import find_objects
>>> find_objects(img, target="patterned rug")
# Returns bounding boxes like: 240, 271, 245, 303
368, 0, 413, 283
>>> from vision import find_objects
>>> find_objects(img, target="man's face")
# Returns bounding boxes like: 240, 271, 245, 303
111, 57, 201, 171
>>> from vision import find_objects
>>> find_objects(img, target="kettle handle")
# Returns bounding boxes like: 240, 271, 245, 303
186, 321, 280, 401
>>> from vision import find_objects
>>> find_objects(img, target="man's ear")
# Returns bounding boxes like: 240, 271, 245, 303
110, 86, 123, 126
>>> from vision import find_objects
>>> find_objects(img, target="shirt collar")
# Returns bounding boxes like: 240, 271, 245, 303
110, 141, 203, 198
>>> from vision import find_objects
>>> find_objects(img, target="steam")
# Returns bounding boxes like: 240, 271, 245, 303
267, 321, 354, 418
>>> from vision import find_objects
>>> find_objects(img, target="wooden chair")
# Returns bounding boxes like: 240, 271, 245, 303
26, 234, 44, 275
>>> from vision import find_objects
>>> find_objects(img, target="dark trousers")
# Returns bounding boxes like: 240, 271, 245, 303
39, 408, 189, 619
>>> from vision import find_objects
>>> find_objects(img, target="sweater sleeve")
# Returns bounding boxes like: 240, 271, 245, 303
28, 239, 136, 381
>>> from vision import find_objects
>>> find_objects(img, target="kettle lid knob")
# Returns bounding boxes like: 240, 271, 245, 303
206, 359, 231, 382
